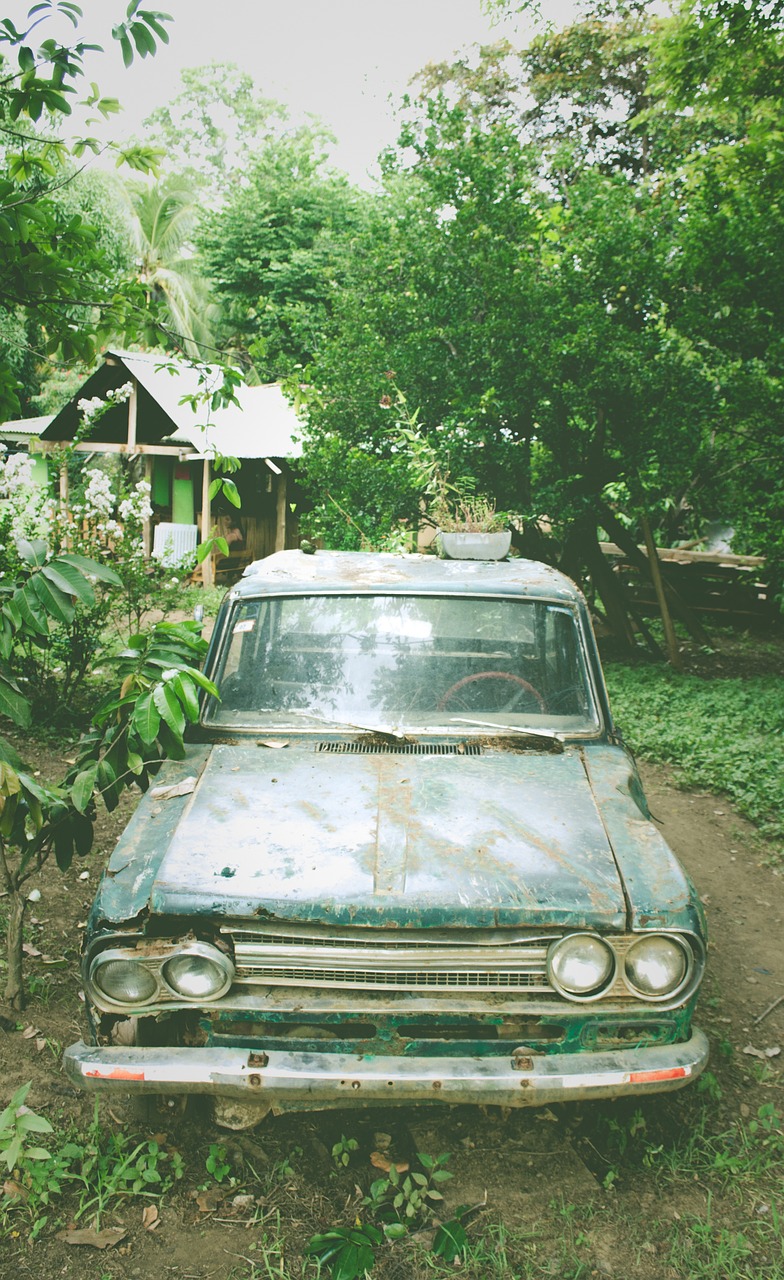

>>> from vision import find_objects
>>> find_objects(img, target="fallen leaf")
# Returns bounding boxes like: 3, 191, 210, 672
22, 1024, 41, 1039
765, 1046, 781, 1058
196, 1185, 226, 1213
2, 1179, 28, 1202
149, 776, 198, 800
142, 1204, 160, 1231
373, 1132, 392, 1152
35, 1038, 46, 1053
256, 739, 289, 749
370, 1151, 409, 1174
22, 943, 41, 957
743, 1044, 767, 1059
57, 1226, 128, 1249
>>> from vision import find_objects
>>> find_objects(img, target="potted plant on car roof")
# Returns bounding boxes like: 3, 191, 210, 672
396, 415, 512, 560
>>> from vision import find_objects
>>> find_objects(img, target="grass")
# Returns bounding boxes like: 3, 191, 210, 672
605, 662, 784, 850
2, 1093, 784, 1276
666, 1200, 784, 1280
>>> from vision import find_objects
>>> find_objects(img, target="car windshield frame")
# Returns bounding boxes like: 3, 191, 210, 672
201, 590, 606, 739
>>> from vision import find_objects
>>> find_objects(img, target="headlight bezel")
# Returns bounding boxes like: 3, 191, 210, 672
160, 940, 234, 1001
547, 929, 701, 1006
88, 938, 234, 1011
89, 949, 160, 1006
547, 932, 617, 1002
622, 932, 693, 1003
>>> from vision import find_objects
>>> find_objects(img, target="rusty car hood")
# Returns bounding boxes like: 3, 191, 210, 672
115, 742, 628, 929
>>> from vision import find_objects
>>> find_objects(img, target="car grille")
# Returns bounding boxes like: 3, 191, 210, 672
221, 923, 556, 994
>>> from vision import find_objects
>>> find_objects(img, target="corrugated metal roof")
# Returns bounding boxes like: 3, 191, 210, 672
0, 415, 54, 437
109, 351, 303, 460
40, 351, 304, 460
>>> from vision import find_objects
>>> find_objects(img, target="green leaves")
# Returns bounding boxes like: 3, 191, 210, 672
0, 671, 32, 728
0, 2, 178, 420
208, 476, 241, 508
66, 619, 217, 813
132, 690, 161, 746
306, 1224, 382, 1280
112, 4, 173, 67
152, 680, 186, 738
432, 1218, 469, 1261
0, 1083, 53, 1173
70, 766, 98, 814
0, 545, 122, 725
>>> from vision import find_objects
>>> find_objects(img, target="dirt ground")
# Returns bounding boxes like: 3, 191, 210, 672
1, 740, 783, 1279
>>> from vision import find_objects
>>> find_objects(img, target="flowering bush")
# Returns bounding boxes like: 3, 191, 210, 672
3, 456, 185, 719
0, 383, 202, 721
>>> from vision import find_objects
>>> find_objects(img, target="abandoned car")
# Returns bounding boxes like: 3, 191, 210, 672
65, 550, 708, 1124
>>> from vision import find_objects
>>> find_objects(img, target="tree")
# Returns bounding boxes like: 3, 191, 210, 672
648, 0, 784, 602
140, 61, 289, 193
197, 132, 371, 380
0, 593, 217, 1010
0, 1, 173, 419
303, 0, 784, 632
121, 176, 218, 356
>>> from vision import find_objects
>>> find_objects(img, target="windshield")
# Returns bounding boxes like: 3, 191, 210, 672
203, 593, 601, 735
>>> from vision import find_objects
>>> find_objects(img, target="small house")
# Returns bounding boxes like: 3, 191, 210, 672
37, 350, 304, 585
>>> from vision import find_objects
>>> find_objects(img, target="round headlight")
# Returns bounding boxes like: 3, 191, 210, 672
548, 934, 615, 999
625, 935, 688, 998
92, 956, 157, 1005
161, 943, 233, 1001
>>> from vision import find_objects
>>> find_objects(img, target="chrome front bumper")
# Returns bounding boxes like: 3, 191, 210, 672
64, 1030, 709, 1110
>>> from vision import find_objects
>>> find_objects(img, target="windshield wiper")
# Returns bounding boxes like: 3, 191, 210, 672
267, 710, 409, 740
446, 717, 564, 748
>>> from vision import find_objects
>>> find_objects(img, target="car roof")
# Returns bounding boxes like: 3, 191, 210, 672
230, 550, 584, 603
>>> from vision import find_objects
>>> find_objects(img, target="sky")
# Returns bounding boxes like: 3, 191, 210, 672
8, 0, 582, 184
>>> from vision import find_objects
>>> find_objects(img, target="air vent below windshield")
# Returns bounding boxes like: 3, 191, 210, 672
315, 741, 481, 756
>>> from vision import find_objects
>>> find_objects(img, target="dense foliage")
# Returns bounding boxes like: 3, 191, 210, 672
291, 1, 784, 625
2, 1, 781, 623
0, 1, 175, 419
606, 662, 784, 850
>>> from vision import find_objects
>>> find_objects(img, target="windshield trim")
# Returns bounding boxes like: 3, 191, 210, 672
202, 589, 608, 742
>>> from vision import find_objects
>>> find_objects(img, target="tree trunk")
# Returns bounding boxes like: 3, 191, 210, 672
599, 504, 712, 647
641, 514, 683, 670
561, 517, 637, 650
581, 529, 638, 650
4, 886, 26, 1011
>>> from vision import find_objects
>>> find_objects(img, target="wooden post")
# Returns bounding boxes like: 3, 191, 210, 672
275, 468, 288, 551
599, 503, 711, 646
201, 456, 214, 587
142, 456, 154, 559
127, 379, 138, 450
641, 514, 683, 670
58, 450, 70, 550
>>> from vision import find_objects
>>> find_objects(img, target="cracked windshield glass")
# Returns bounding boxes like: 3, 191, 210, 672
204, 595, 600, 735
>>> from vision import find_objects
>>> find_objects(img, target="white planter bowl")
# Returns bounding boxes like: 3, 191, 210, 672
436, 530, 512, 560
